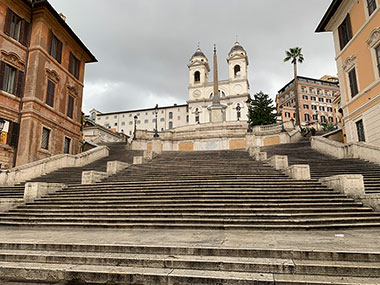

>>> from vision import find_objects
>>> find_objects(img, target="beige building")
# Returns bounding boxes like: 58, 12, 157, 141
316, 0, 380, 145
83, 119, 127, 144
90, 42, 251, 135
277, 76, 340, 127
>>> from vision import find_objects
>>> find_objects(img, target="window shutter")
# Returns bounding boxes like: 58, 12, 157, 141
15, 70, 24, 98
338, 25, 345, 50
75, 59, 80, 79
4, 9, 13, 36
69, 52, 74, 74
20, 20, 30, 47
46, 80, 55, 107
67, 95, 74, 118
346, 14, 353, 39
57, 40, 62, 63
48, 30, 53, 55
0, 61, 5, 91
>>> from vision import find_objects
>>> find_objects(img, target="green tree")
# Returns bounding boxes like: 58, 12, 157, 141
283, 47, 304, 127
247, 91, 277, 126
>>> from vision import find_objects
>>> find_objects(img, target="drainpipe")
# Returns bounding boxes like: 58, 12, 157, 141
12, 2, 33, 167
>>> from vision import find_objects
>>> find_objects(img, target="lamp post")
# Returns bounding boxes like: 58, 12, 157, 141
133, 115, 138, 140
154, 104, 159, 138
246, 99, 252, 133
279, 107, 286, 132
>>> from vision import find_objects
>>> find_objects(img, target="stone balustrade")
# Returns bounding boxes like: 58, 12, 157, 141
0, 146, 109, 186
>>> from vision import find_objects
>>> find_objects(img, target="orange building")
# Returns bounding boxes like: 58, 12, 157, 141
316, 0, 380, 145
0, 0, 96, 169
276, 76, 340, 128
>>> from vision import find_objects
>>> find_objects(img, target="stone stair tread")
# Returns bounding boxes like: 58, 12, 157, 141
273, 273, 380, 284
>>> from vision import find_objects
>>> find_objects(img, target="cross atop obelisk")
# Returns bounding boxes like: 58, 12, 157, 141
212, 44, 220, 105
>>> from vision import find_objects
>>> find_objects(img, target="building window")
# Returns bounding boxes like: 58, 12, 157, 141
376, 45, 380, 76
114, 123, 117, 126
301, 86, 306, 93
320, 116, 326, 122
328, 116, 334, 123
312, 114, 318, 121
311, 105, 317, 110
303, 104, 309, 109
319, 98, 324, 102
121, 122, 125, 126
64, 137, 71, 154
338, 14, 353, 50
41, 127, 50, 150
169, 112, 173, 119
326, 99, 332, 103
136, 120, 141, 124
319, 106, 325, 111
186, 115, 189, 123
4, 9, 29, 46
69, 52, 80, 79
304, 114, 310, 121
144, 119, 148, 124
356, 120, 366, 142
327, 107, 333, 112
317, 89, 322, 95
302, 95, 308, 100
311, 96, 316, 101
348, 68, 359, 97
67, 95, 74, 118
309, 88, 314, 94
1, 63, 16, 95
367, 0, 377, 16
160, 118, 165, 122
194, 71, 200, 83
46, 80, 55, 107
325, 90, 330, 96
49, 32, 63, 63
169, 121, 173, 129
129, 121, 133, 125
285, 112, 291, 118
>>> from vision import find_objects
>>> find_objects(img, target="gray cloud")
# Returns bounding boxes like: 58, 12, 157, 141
49, 0, 336, 113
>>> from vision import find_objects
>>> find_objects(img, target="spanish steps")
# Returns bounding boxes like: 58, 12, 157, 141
1, 142, 380, 283
0, 148, 380, 229
262, 137, 380, 194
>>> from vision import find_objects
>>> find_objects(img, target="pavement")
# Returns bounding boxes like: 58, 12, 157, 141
0, 227, 380, 253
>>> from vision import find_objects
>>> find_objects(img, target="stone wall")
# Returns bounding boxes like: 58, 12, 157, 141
0, 145, 14, 169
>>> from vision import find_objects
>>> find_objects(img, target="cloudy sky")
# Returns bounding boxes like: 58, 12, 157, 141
49, 0, 336, 114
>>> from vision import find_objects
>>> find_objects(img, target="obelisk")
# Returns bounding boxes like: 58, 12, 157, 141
209, 44, 225, 122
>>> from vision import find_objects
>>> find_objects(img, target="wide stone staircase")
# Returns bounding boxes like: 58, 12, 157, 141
1, 149, 380, 284
1, 150, 380, 229
0, 242, 380, 284
262, 137, 380, 194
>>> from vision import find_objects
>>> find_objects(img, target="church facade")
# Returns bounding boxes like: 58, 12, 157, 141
90, 42, 250, 136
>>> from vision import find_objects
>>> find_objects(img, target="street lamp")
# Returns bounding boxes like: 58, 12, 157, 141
246, 98, 252, 133
133, 115, 138, 140
154, 104, 159, 138
279, 107, 286, 132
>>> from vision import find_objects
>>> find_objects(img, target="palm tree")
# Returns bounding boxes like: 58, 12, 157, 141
284, 47, 304, 128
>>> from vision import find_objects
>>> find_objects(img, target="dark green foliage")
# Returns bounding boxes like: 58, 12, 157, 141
247, 91, 277, 126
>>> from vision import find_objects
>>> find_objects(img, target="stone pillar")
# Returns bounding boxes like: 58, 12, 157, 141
245, 133, 256, 149
107, 161, 129, 175
151, 139, 162, 154
254, 152, 267, 161
248, 146, 260, 157
269, 155, 288, 170
319, 174, 365, 198
133, 156, 144, 165
81, 171, 109, 184
24, 182, 66, 203
285, 165, 311, 180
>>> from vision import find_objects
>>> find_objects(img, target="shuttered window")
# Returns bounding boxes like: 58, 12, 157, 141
46, 80, 55, 107
376, 45, 380, 76
67, 95, 74, 119
4, 9, 30, 46
356, 120, 366, 142
338, 14, 353, 50
49, 31, 63, 63
367, 0, 377, 16
69, 52, 80, 79
348, 68, 359, 97
64, 137, 71, 154
41, 127, 50, 150
0, 61, 24, 97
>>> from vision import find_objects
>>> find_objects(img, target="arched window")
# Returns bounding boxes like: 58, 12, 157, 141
169, 112, 173, 119
91, 112, 96, 121
234, 65, 241, 77
209, 90, 225, 98
194, 71, 200, 83
195, 108, 200, 124
169, 122, 173, 129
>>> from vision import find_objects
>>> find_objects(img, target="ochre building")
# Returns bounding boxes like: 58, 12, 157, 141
0, 0, 96, 169
317, 0, 380, 145
276, 76, 340, 127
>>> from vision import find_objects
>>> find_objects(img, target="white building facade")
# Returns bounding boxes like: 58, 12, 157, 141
89, 42, 250, 135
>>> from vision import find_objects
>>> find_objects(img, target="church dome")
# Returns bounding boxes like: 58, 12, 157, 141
229, 42, 246, 56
